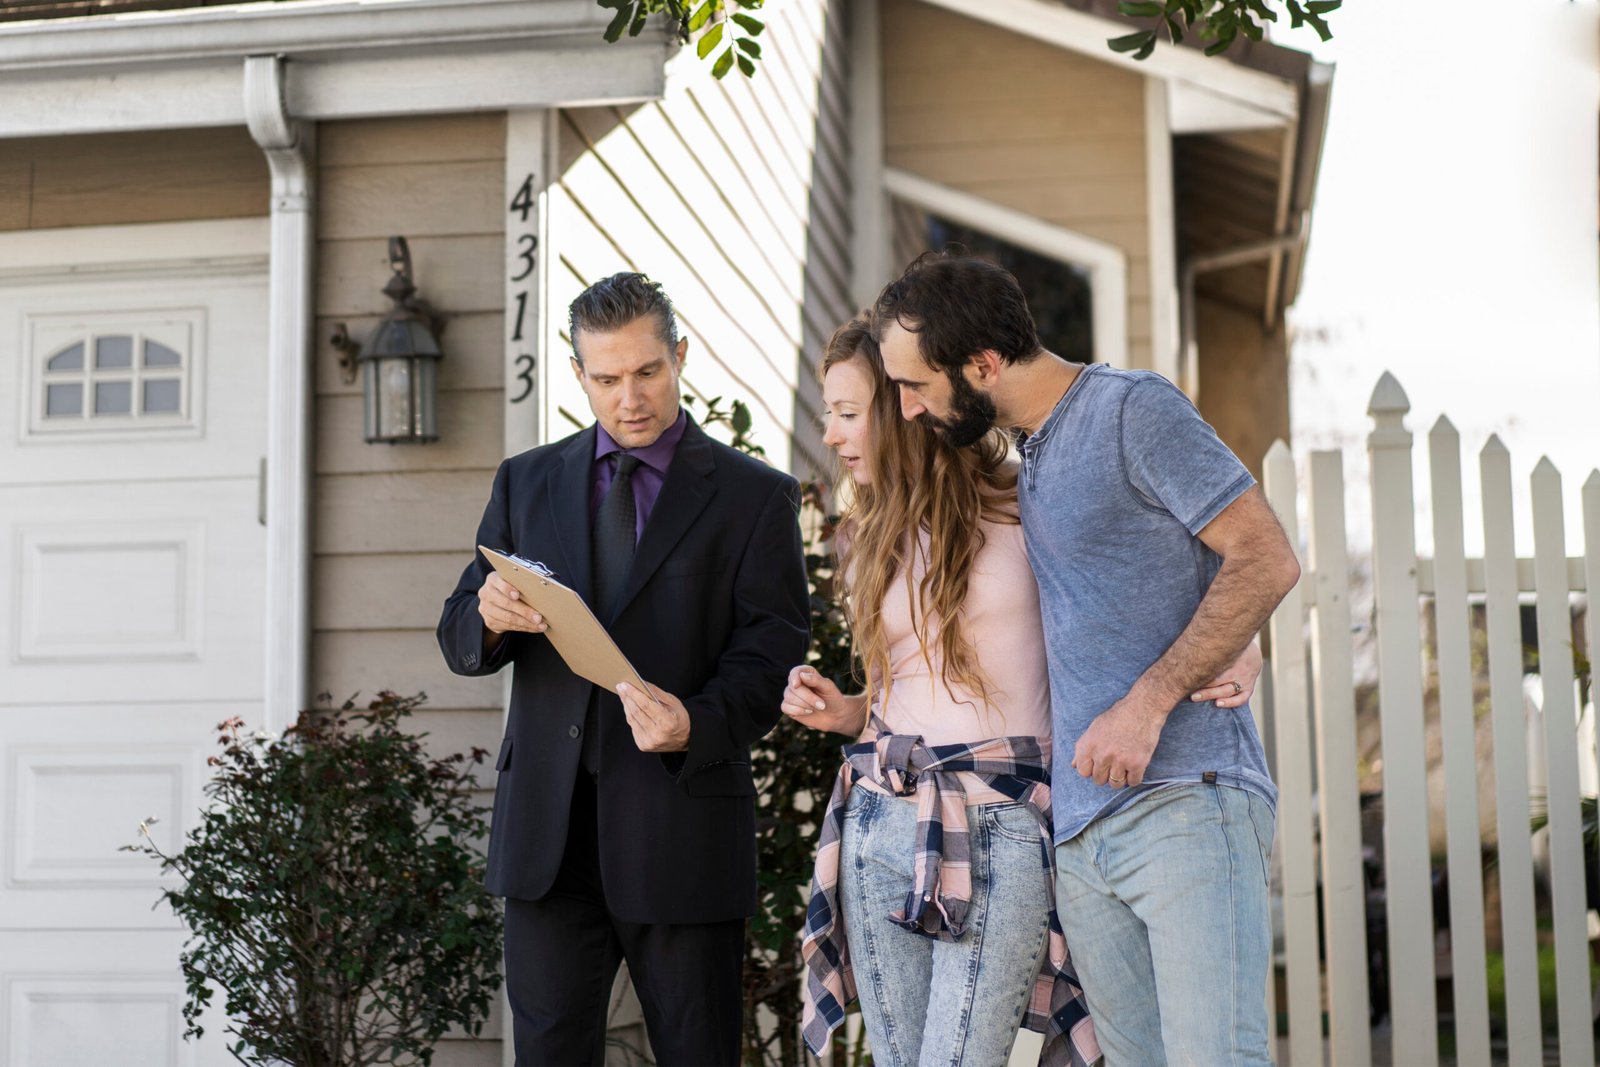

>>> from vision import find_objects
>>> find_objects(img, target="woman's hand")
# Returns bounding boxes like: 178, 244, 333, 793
1191, 640, 1262, 709
781, 665, 868, 736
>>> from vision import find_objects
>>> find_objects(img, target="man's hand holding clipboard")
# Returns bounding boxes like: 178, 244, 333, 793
476, 546, 688, 752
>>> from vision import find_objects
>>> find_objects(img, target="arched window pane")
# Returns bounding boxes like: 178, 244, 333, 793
143, 379, 181, 414
144, 340, 182, 368
46, 382, 83, 416
95, 335, 133, 369
47, 343, 85, 372
95, 380, 132, 415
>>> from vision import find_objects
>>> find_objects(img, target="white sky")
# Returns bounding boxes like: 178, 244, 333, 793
1273, 1, 1600, 556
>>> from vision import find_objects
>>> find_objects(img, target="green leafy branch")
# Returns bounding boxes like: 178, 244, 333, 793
1109, 0, 1340, 61
597, 0, 766, 79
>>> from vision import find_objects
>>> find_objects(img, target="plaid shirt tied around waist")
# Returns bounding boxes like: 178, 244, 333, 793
799, 719, 1101, 1066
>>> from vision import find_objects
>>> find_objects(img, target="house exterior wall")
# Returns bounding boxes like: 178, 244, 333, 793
0, 126, 266, 230
543, 0, 853, 483
307, 112, 509, 1063
1195, 293, 1288, 478
308, 0, 852, 1055
880, 0, 1153, 369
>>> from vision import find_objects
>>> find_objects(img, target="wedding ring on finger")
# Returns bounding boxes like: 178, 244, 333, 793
1231, 680, 1243, 697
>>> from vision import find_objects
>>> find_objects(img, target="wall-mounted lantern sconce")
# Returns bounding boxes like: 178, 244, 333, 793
331, 236, 444, 444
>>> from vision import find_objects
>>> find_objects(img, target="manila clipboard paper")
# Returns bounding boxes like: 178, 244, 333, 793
478, 546, 651, 696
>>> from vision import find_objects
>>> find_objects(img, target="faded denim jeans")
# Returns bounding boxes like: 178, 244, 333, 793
1053, 782, 1276, 1067
839, 787, 1052, 1067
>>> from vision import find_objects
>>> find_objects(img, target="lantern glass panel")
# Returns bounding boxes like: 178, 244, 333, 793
415, 358, 438, 441
362, 355, 379, 442
378, 356, 414, 441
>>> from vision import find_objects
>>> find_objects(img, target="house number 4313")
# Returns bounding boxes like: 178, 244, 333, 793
508, 173, 538, 405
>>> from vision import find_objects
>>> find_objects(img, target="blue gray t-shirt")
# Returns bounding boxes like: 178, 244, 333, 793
1017, 364, 1278, 843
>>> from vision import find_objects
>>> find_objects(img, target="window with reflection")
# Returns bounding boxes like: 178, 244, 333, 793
39, 333, 187, 423
914, 214, 1096, 364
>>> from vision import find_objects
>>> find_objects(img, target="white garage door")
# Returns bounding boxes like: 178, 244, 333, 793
0, 219, 270, 1067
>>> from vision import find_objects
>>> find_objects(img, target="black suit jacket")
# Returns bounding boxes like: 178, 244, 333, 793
437, 417, 809, 924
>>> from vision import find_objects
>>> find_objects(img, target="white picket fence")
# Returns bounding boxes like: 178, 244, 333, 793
1260, 372, 1599, 1066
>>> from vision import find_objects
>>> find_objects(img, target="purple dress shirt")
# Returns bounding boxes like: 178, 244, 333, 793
590, 408, 689, 543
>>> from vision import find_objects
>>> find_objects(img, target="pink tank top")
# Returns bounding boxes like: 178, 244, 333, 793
863, 519, 1052, 805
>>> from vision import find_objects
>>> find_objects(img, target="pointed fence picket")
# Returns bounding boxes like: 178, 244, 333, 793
1259, 374, 1597, 1065
1426, 417, 1491, 1067
1263, 443, 1322, 1067
1365, 373, 1440, 1067
1480, 434, 1544, 1065
1307, 449, 1371, 1067
1530, 460, 1597, 1067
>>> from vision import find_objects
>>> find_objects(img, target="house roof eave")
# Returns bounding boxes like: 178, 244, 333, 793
914, 0, 1303, 124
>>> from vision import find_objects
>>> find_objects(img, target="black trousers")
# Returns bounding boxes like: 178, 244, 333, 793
503, 773, 745, 1067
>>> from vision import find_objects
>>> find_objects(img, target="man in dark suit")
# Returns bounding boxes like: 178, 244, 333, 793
437, 272, 809, 1066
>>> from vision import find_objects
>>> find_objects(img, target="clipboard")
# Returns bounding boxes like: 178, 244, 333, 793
479, 545, 652, 697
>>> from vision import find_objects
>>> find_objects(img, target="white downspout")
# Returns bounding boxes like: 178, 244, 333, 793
244, 54, 315, 732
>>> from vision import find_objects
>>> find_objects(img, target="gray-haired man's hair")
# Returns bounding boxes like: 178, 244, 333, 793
568, 272, 680, 363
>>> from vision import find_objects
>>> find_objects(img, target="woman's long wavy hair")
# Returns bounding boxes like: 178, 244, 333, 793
822, 315, 1019, 717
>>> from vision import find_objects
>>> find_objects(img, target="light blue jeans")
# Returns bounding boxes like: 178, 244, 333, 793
839, 787, 1052, 1067
1053, 782, 1276, 1067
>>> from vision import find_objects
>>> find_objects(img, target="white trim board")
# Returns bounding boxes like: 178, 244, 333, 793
1144, 76, 1179, 382
0, 0, 670, 138
0, 218, 269, 276
882, 167, 1129, 367
913, 0, 1298, 124
0, 0, 648, 71
0, 43, 668, 139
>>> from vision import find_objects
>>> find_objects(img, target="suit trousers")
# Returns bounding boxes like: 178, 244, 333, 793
503, 773, 745, 1066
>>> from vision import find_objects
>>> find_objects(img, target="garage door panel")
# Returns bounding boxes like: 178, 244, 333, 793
0, 701, 258, 931
3, 480, 265, 705
0, 930, 239, 1067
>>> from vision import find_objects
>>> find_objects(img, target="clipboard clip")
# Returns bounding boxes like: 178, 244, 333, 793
506, 552, 555, 580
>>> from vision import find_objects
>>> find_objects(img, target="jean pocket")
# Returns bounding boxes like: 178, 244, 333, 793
1244, 792, 1276, 887
986, 802, 1044, 844
842, 787, 873, 820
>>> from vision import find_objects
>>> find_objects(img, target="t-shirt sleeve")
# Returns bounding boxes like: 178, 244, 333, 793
1119, 376, 1256, 535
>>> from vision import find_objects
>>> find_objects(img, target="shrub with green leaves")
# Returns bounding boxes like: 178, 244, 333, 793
124, 692, 502, 1067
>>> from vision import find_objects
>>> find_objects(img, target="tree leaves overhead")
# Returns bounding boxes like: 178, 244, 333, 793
595, 0, 767, 79
595, 0, 1335, 70
1113, 0, 1340, 60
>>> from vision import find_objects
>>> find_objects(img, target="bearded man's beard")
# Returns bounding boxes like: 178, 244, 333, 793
916, 372, 998, 447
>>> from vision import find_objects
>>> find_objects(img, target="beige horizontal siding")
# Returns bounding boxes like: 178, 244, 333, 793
0, 127, 267, 231
315, 312, 506, 396
316, 389, 504, 475
882, 0, 1152, 365
310, 119, 508, 1067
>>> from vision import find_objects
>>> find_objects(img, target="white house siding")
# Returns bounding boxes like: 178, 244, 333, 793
545, 0, 854, 482
880, 0, 1155, 369
309, 112, 509, 1067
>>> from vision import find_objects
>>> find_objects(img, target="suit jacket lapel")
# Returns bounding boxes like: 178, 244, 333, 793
610, 418, 717, 621
549, 427, 597, 603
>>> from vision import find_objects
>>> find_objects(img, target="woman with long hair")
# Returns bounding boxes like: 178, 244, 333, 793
788, 316, 1259, 1067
